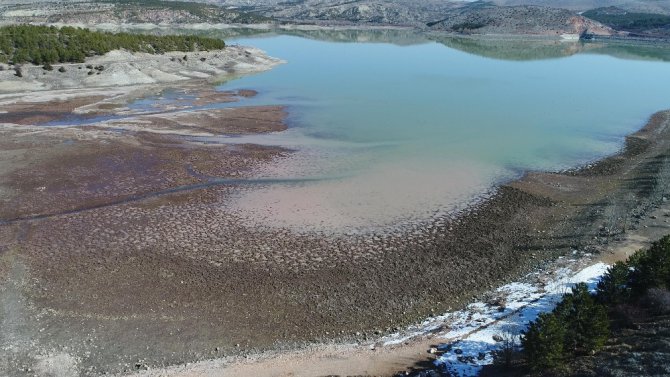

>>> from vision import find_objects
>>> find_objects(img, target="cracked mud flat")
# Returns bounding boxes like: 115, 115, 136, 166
2, 76, 670, 377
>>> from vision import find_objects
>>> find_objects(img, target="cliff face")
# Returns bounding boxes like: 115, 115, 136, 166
568, 14, 616, 36
427, 4, 615, 37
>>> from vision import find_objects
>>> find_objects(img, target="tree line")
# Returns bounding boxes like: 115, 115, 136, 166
0, 25, 226, 65
518, 235, 670, 372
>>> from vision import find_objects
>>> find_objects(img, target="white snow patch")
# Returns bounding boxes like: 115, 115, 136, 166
381, 262, 610, 377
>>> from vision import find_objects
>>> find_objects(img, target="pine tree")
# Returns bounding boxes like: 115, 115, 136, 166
630, 236, 670, 295
597, 261, 632, 305
561, 283, 610, 355
522, 312, 567, 372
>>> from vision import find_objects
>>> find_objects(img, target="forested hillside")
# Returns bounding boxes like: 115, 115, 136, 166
0, 25, 225, 65
583, 7, 670, 37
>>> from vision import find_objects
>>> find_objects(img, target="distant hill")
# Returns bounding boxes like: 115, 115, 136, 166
245, 0, 462, 26
583, 6, 670, 37
427, 3, 614, 37
2, 0, 667, 40
491, 0, 670, 14
0, 0, 272, 25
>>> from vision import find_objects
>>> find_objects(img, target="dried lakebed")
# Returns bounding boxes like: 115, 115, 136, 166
2, 38, 670, 376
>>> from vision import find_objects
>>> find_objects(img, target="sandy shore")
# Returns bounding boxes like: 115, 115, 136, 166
1, 49, 670, 376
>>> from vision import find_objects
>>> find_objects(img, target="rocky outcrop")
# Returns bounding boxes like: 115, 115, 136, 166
568, 13, 616, 36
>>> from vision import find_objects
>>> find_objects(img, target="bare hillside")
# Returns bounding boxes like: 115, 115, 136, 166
427, 4, 614, 37
249, 0, 462, 26
0, 0, 271, 25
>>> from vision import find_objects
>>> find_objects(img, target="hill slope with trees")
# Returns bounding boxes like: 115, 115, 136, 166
481, 235, 670, 376
583, 7, 670, 38
0, 24, 226, 66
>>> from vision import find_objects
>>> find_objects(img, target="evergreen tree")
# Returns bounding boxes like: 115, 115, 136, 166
630, 235, 670, 295
523, 283, 610, 371
523, 312, 567, 372
597, 261, 632, 305
559, 283, 610, 355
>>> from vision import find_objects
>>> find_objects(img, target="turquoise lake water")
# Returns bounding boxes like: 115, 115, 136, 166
211, 34, 670, 232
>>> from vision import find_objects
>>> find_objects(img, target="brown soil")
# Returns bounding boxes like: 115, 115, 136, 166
0, 95, 106, 125
138, 106, 288, 135
1, 88, 670, 377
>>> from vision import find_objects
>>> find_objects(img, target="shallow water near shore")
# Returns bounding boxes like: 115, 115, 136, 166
59, 33, 667, 232
204, 35, 670, 232
39, 34, 670, 234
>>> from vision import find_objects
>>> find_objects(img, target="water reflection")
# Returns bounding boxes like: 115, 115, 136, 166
130, 25, 670, 62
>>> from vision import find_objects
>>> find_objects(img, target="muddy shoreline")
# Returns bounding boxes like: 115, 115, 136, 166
1, 78, 670, 376
152, 109, 670, 377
